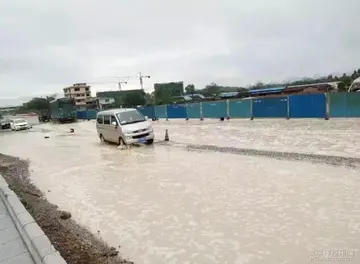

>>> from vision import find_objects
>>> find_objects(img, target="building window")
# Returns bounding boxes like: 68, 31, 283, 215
85, 87, 89, 91
74, 88, 80, 92
104, 116, 110, 125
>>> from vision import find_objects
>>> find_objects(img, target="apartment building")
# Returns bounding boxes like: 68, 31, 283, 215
63, 83, 91, 107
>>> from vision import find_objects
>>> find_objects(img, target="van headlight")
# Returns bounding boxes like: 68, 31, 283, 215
123, 128, 131, 135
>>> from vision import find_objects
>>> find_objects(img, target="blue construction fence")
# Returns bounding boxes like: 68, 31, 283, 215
76, 93, 360, 120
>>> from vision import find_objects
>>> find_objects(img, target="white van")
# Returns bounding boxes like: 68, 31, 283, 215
10, 118, 31, 131
96, 108, 154, 145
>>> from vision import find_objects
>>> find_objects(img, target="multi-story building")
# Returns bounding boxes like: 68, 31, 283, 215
63, 83, 91, 107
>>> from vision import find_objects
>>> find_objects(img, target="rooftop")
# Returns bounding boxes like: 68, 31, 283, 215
286, 82, 339, 88
97, 108, 136, 115
219, 92, 240, 98
63, 83, 91, 90
249, 87, 285, 94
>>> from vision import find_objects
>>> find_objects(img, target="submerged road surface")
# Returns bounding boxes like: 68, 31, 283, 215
0, 119, 359, 264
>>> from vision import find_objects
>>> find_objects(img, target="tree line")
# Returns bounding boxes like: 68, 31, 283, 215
182, 68, 360, 97
10, 68, 360, 112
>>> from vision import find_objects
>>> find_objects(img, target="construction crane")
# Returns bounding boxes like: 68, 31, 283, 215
86, 76, 131, 91
139, 72, 151, 90
79, 72, 151, 91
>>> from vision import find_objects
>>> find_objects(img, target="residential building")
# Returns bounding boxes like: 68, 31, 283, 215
63, 83, 91, 107
154, 81, 184, 96
85, 97, 115, 110
97, 97, 115, 109
96, 90, 146, 107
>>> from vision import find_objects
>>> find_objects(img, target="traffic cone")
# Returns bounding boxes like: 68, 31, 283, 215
165, 129, 169, 141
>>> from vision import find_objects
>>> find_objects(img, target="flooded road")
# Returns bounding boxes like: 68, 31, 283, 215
0, 119, 359, 264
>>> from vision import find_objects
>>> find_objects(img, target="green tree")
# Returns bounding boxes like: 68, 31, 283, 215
18, 96, 55, 114
337, 81, 347, 92
185, 84, 196, 95
154, 86, 172, 105
251, 82, 264, 89
340, 75, 352, 88
203, 82, 220, 96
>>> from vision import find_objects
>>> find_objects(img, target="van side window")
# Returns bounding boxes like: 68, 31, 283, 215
110, 116, 117, 125
97, 116, 103, 124
104, 116, 110, 125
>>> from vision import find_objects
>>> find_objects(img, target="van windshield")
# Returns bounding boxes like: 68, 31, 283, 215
116, 110, 145, 125
14, 119, 26, 124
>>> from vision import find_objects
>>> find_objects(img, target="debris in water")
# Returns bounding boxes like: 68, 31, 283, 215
60, 211, 72, 220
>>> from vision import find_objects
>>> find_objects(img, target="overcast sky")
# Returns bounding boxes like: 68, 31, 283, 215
0, 0, 360, 106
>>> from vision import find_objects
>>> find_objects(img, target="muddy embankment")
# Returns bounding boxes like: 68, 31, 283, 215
0, 153, 134, 264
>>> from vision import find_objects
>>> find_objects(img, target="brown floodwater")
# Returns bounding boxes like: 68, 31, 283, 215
0, 119, 359, 264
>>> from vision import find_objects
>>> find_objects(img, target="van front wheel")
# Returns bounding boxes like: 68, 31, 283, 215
118, 137, 126, 146
146, 139, 154, 145
99, 134, 105, 142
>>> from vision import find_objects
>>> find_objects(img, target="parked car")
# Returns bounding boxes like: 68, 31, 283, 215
10, 118, 32, 131
0, 119, 11, 130
96, 108, 154, 145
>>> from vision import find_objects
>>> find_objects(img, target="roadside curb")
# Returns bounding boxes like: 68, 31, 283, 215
0, 175, 67, 264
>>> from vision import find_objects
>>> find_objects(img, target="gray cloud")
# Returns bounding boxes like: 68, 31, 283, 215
0, 0, 360, 106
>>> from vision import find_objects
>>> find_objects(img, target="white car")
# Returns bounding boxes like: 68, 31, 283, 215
10, 118, 32, 131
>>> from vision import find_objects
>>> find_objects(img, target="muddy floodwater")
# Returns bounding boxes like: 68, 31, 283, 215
0, 119, 359, 264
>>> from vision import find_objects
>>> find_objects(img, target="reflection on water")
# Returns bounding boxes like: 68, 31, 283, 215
0, 120, 359, 264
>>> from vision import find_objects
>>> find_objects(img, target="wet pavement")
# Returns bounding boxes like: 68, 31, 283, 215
0, 119, 359, 264
0, 196, 35, 264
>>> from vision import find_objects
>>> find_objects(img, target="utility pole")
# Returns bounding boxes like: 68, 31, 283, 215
139, 72, 150, 90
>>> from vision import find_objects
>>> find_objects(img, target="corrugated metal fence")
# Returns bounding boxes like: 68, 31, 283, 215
76, 93, 360, 120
